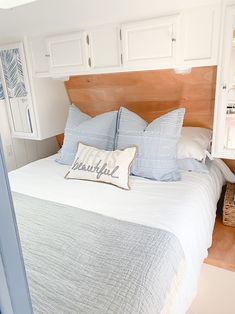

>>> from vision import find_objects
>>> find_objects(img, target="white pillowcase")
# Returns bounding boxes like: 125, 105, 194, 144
65, 142, 137, 190
177, 127, 212, 162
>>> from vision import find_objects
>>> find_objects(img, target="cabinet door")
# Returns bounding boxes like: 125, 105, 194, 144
29, 37, 50, 77
181, 4, 220, 65
88, 26, 121, 69
0, 44, 36, 138
212, 5, 235, 159
46, 32, 89, 75
121, 15, 179, 68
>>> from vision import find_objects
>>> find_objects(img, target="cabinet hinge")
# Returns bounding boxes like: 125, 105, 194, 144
88, 57, 91, 67
86, 34, 90, 45
120, 29, 122, 41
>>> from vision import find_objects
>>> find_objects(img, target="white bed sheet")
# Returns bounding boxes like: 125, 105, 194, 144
9, 155, 225, 314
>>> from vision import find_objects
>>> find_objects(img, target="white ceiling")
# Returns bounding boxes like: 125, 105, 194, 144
0, 0, 221, 41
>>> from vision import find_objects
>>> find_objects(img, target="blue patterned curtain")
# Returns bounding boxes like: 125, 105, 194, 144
0, 76, 4, 100
0, 48, 27, 99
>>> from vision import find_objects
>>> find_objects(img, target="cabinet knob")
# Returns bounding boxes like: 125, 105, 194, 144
222, 85, 227, 90
171, 38, 176, 42
45, 54, 50, 57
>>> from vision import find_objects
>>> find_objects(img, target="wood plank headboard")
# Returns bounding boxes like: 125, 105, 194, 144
65, 66, 216, 126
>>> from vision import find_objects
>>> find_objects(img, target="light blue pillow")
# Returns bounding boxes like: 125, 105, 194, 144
115, 107, 185, 181
57, 105, 118, 165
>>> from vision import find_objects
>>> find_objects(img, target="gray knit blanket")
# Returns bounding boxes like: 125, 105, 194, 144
13, 192, 185, 314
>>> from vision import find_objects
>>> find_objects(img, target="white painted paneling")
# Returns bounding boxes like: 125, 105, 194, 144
89, 26, 121, 69
46, 32, 89, 75
29, 36, 50, 76
121, 15, 179, 68
181, 4, 220, 65
212, 4, 235, 159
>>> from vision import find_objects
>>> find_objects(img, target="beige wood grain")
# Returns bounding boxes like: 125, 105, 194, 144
64, 66, 216, 126
205, 217, 235, 272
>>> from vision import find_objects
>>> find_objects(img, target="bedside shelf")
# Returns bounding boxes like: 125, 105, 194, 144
204, 217, 235, 272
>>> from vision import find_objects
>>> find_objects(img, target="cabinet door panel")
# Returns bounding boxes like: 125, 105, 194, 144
121, 15, 178, 67
10, 97, 32, 133
47, 32, 89, 74
182, 5, 219, 64
29, 37, 50, 76
89, 26, 121, 69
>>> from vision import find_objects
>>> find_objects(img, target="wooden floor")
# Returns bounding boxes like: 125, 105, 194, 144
205, 217, 235, 272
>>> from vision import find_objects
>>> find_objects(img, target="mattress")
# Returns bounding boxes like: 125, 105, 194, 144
9, 154, 225, 314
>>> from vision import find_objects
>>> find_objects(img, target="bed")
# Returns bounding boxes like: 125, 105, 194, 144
7, 68, 230, 313
8, 153, 226, 314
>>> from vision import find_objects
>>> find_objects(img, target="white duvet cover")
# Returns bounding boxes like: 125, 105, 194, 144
9, 155, 226, 314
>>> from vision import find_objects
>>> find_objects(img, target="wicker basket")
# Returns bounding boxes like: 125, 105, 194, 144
223, 183, 235, 227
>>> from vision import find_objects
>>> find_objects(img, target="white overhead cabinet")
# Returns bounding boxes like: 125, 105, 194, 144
88, 26, 121, 70
0, 42, 69, 140
0, 43, 37, 138
28, 3, 221, 77
212, 4, 235, 159
121, 15, 179, 69
46, 32, 89, 76
29, 36, 50, 77
180, 4, 220, 66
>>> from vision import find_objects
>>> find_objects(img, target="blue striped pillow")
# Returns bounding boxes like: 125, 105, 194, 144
115, 107, 185, 181
57, 105, 118, 165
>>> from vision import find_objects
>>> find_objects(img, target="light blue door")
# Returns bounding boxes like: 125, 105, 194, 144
0, 136, 33, 314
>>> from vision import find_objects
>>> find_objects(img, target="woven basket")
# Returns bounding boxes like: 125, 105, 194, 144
223, 183, 235, 227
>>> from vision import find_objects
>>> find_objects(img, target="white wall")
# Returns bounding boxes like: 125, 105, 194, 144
0, 99, 59, 172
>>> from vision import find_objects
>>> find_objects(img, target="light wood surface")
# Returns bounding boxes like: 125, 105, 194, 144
64, 66, 216, 128
224, 159, 235, 174
205, 217, 235, 272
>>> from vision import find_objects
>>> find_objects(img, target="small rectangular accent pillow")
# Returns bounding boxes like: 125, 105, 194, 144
57, 105, 118, 165
65, 142, 137, 190
115, 107, 185, 181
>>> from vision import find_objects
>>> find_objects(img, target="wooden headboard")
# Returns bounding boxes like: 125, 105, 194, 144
66, 66, 216, 124
58, 66, 216, 146
58, 65, 235, 173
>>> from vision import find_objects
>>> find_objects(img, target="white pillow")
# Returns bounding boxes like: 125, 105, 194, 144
177, 127, 212, 162
65, 142, 137, 190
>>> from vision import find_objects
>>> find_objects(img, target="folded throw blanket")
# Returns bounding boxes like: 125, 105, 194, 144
13, 192, 186, 314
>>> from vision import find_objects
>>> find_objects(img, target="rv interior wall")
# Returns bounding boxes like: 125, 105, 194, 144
0, 100, 59, 171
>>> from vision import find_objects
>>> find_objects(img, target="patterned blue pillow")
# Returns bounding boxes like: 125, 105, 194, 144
57, 105, 118, 165
115, 107, 185, 181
